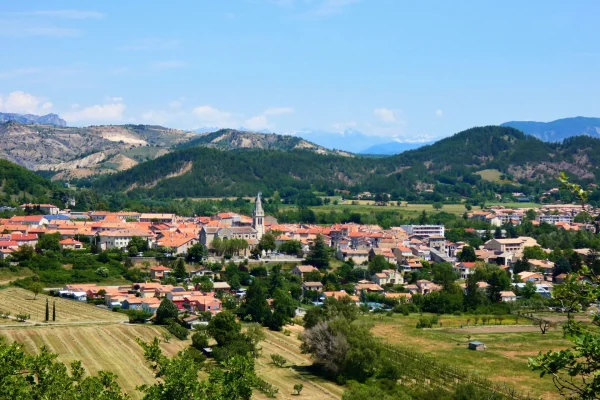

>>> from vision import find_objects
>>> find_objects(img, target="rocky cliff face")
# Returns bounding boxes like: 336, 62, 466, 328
0, 112, 67, 127
0, 122, 195, 179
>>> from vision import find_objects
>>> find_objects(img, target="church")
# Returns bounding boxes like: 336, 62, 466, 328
199, 193, 265, 253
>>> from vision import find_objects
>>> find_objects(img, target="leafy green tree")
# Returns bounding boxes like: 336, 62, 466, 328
431, 262, 458, 289
29, 281, 44, 299
186, 243, 207, 263
242, 280, 271, 324
155, 298, 179, 325
127, 236, 149, 252
37, 233, 61, 252
432, 202, 443, 210
305, 234, 330, 270
207, 311, 242, 346
487, 269, 511, 302
523, 246, 547, 260
513, 256, 531, 274
529, 267, 600, 399
464, 274, 487, 310
279, 240, 303, 257
293, 383, 303, 395
0, 336, 127, 399
173, 258, 188, 279
258, 233, 277, 252
520, 281, 537, 299
367, 255, 390, 276
552, 258, 572, 277
268, 288, 296, 331
458, 246, 477, 262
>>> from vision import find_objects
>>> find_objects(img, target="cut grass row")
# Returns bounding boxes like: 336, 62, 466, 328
0, 287, 127, 323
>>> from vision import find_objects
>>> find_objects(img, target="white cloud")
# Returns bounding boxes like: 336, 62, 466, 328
244, 115, 270, 130
0, 91, 53, 114
152, 60, 186, 70
435, 109, 443, 117
63, 102, 126, 123
119, 38, 180, 51
192, 105, 234, 126
6, 10, 105, 19
373, 108, 396, 123
264, 107, 294, 116
109, 96, 123, 102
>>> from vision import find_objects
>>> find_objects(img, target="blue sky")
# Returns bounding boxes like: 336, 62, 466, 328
0, 0, 599, 142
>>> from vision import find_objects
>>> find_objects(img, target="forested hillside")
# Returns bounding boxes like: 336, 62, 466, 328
87, 126, 600, 203
0, 159, 60, 205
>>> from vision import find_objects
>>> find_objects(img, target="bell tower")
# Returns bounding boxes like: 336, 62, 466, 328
253, 192, 265, 239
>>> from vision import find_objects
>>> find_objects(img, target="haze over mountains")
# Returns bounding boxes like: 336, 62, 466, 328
0, 112, 66, 127
501, 117, 600, 142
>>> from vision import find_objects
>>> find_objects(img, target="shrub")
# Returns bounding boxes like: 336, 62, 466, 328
16, 313, 30, 322
271, 354, 287, 367
191, 331, 209, 350
254, 377, 279, 398
293, 383, 303, 395
166, 321, 189, 340
185, 347, 206, 366
125, 309, 152, 323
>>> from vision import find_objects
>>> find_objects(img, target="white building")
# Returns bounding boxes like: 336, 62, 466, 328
400, 225, 445, 238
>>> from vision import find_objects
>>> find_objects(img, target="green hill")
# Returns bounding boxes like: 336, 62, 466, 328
0, 159, 60, 206
87, 125, 600, 201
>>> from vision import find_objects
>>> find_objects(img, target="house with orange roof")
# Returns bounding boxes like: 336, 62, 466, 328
291, 265, 319, 279
19, 203, 59, 215
9, 215, 48, 226
454, 262, 477, 280
97, 229, 155, 250
184, 294, 222, 315
59, 238, 84, 250
322, 290, 360, 304
150, 265, 172, 280
354, 281, 384, 294
384, 292, 412, 302
155, 233, 198, 254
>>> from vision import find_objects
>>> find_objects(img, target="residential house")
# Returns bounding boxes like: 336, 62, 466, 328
184, 294, 222, 315
59, 238, 84, 250
322, 290, 360, 304
406, 280, 441, 295
19, 203, 59, 215
454, 262, 477, 280
150, 265, 172, 280
302, 281, 324, 294
291, 265, 319, 280
399, 225, 445, 238
517, 271, 544, 283
336, 248, 369, 264
499, 291, 517, 302
140, 213, 176, 224
354, 281, 384, 294
371, 269, 403, 286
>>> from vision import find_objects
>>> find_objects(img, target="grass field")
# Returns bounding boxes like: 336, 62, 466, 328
0, 324, 185, 398
0, 268, 35, 285
0, 287, 127, 324
367, 313, 570, 399
285, 202, 473, 217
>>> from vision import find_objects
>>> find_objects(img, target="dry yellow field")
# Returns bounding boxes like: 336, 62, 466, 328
0, 324, 186, 398
0, 287, 127, 324
254, 326, 344, 400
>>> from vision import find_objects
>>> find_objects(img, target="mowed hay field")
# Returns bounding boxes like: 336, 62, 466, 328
302, 202, 471, 217
367, 313, 571, 400
0, 324, 187, 399
0, 287, 127, 324
254, 325, 344, 400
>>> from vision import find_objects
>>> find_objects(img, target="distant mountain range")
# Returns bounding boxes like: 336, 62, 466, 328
360, 140, 433, 155
501, 116, 600, 142
0, 112, 66, 127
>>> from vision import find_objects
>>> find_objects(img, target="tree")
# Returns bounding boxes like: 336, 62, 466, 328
279, 240, 303, 257
45, 298, 49, 322
191, 331, 209, 350
29, 282, 43, 300
207, 311, 242, 346
368, 255, 390, 276
487, 269, 511, 302
127, 236, 148, 252
186, 243, 207, 263
520, 281, 537, 299
553, 257, 572, 277
0, 336, 127, 399
52, 300, 56, 321
305, 234, 330, 270
537, 319, 554, 335
37, 233, 61, 252
293, 383, 303, 395
258, 233, 277, 253
242, 280, 271, 324
464, 275, 487, 310
155, 298, 179, 325
268, 288, 296, 331
432, 202, 443, 210
271, 354, 287, 367
431, 262, 458, 290
173, 258, 188, 279
458, 246, 477, 262
513, 256, 531, 274
523, 246, 547, 260
494, 227, 503, 239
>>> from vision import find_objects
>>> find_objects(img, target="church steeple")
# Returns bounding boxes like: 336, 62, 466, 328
253, 192, 265, 239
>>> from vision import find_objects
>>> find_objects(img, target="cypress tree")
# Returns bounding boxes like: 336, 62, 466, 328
52, 301, 56, 321
45, 299, 49, 322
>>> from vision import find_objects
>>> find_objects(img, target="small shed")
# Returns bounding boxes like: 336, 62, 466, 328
468, 341, 486, 351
